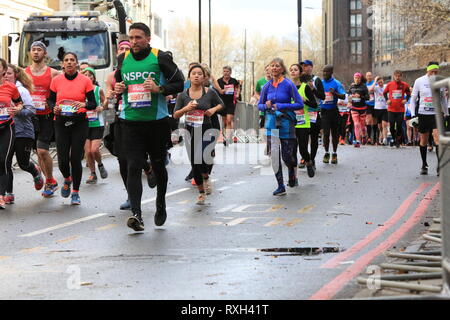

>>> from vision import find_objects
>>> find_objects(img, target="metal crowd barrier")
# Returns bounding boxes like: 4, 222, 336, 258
432, 75, 450, 296
233, 102, 261, 143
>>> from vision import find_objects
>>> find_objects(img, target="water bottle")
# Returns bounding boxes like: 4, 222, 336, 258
108, 97, 117, 109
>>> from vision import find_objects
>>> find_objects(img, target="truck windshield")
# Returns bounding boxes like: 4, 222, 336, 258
20, 31, 110, 69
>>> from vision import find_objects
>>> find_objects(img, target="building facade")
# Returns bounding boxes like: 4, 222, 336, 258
322, 0, 373, 86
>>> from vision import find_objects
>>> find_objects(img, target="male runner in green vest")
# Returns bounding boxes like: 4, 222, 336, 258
114, 23, 184, 231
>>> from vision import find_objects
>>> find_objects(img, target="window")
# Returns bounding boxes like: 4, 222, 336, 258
350, 13, 362, 37
350, 41, 362, 64
154, 15, 162, 38
350, 0, 362, 10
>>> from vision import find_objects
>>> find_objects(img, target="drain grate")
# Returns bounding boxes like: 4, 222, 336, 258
259, 247, 342, 256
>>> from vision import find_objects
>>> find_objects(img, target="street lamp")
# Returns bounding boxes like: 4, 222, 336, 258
297, 0, 302, 63
199, 0, 202, 63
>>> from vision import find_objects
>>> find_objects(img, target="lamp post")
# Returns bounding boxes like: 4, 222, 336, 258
199, 0, 202, 63
297, 0, 302, 63
209, 0, 212, 68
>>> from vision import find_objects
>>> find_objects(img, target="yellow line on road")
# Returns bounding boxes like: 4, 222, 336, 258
0, 256, 11, 261
264, 218, 285, 227
56, 235, 79, 244
266, 205, 284, 212
285, 218, 302, 227
19, 247, 46, 254
95, 224, 118, 231
298, 205, 316, 214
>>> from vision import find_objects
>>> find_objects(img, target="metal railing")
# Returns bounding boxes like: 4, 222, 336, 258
432, 75, 450, 296
233, 102, 261, 143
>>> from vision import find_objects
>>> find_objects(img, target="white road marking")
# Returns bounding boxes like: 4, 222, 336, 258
217, 205, 236, 213
18, 213, 107, 238
233, 181, 247, 185
226, 218, 251, 226
217, 186, 231, 191
141, 188, 190, 205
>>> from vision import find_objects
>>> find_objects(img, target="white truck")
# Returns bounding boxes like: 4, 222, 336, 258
13, 0, 129, 89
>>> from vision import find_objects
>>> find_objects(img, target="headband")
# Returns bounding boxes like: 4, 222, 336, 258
427, 64, 439, 72
31, 41, 47, 51
119, 41, 131, 48
83, 67, 96, 77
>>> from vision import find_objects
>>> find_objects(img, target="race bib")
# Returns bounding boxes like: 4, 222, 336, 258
392, 90, 403, 100
0, 102, 10, 121
309, 111, 318, 123
128, 84, 152, 108
338, 103, 348, 113
295, 110, 306, 125
324, 92, 334, 103
370, 93, 375, 101
224, 84, 235, 95
87, 110, 98, 122
186, 110, 205, 127
424, 97, 434, 112
31, 94, 47, 111
118, 100, 123, 112
59, 101, 77, 116
352, 97, 361, 103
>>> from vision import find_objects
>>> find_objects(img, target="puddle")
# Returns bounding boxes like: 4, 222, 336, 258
259, 247, 343, 256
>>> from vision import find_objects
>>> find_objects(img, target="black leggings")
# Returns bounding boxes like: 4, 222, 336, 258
388, 112, 404, 144
55, 119, 88, 192
7, 137, 39, 193
295, 121, 321, 163
0, 124, 15, 196
271, 137, 297, 186
121, 119, 171, 216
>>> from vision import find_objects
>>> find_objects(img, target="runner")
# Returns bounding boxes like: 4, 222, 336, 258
105, 40, 131, 95
3, 64, 44, 204
365, 72, 378, 145
25, 41, 60, 197
410, 62, 449, 176
404, 87, 418, 146
372, 76, 389, 145
337, 94, 350, 145
114, 22, 184, 231
214, 66, 240, 146
82, 67, 108, 184
293, 69, 319, 178
383, 70, 411, 148
300, 60, 326, 103
258, 58, 303, 196
321, 65, 346, 164
0, 58, 24, 209
348, 72, 370, 148
174, 64, 223, 204
49, 52, 97, 205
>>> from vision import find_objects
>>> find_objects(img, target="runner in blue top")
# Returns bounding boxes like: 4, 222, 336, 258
365, 72, 377, 144
258, 58, 303, 196
320, 65, 346, 164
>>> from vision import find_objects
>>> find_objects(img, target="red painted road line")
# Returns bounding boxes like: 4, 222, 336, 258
309, 182, 440, 300
321, 183, 430, 269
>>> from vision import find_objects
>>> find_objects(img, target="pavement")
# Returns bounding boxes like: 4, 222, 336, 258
0, 141, 443, 300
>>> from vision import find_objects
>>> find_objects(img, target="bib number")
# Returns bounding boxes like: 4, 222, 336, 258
370, 93, 375, 101
392, 90, 403, 100
338, 103, 348, 113
295, 110, 306, 125
128, 84, 152, 108
325, 92, 334, 103
309, 111, 318, 123
31, 95, 47, 111
352, 97, 361, 103
87, 111, 99, 122
224, 84, 235, 95
0, 103, 10, 121
186, 110, 205, 127
424, 97, 434, 112
59, 101, 77, 116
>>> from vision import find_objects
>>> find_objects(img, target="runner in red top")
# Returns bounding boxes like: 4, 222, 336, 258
25, 41, 60, 197
0, 58, 23, 209
383, 70, 411, 147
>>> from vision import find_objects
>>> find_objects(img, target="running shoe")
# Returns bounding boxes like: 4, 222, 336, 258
191, 179, 197, 186
185, 170, 193, 182
339, 138, 346, 145
288, 178, 298, 188
273, 185, 287, 196
203, 179, 212, 195
354, 141, 361, 148
0, 197, 5, 210
361, 136, 368, 145
331, 153, 338, 164
70, 193, 81, 206
98, 163, 108, 179
233, 136, 238, 143
42, 181, 58, 198
86, 173, 97, 184
154, 204, 167, 227
61, 180, 72, 198
298, 159, 306, 169
420, 166, 428, 175
323, 153, 330, 164
306, 161, 315, 178
146, 170, 157, 189
33, 166, 44, 191
196, 193, 206, 205
127, 214, 145, 232
120, 199, 131, 210
4, 193, 14, 205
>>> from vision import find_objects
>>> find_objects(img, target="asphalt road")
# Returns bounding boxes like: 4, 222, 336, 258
0, 142, 441, 300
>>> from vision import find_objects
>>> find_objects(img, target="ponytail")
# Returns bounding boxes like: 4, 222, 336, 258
8, 64, 34, 92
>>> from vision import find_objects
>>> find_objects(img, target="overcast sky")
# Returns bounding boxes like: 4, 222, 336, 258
165, 0, 321, 41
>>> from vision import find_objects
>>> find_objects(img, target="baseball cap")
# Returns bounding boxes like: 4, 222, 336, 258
301, 60, 313, 67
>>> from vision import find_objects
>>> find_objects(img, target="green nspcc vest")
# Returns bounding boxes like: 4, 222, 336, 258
87, 86, 104, 128
120, 48, 168, 121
